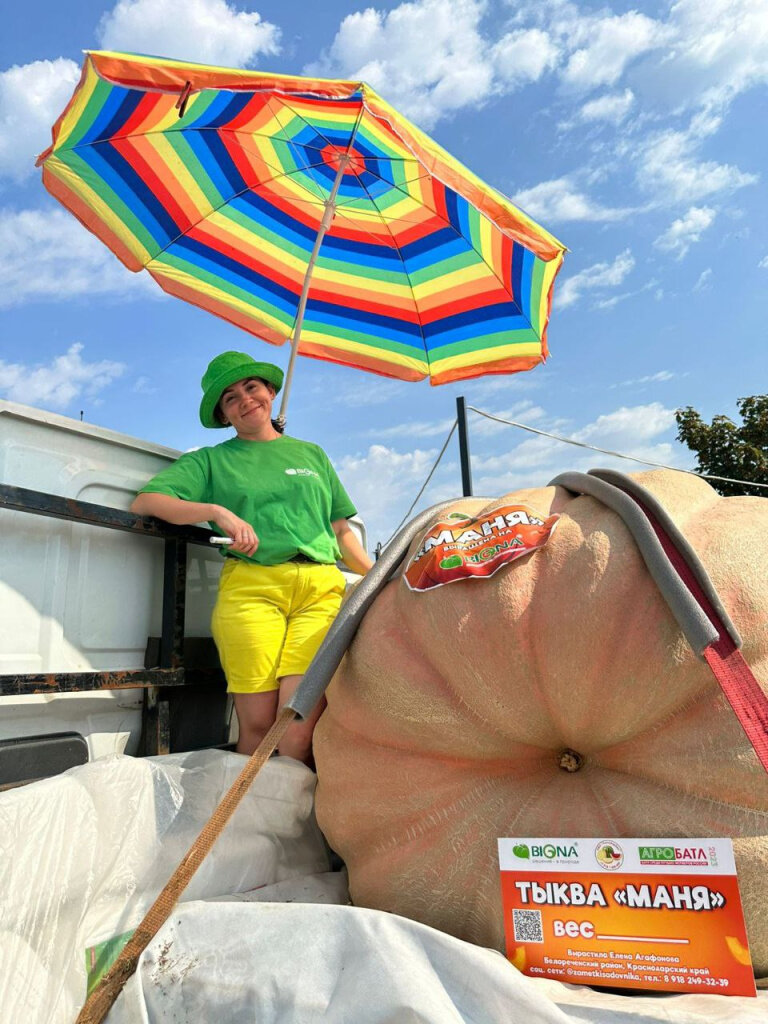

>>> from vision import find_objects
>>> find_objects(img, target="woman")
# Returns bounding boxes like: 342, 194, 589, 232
131, 350, 373, 762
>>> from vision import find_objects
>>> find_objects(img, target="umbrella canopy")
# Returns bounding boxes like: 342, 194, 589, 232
38, 51, 566, 415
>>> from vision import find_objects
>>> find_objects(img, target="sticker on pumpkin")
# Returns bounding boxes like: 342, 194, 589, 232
404, 504, 559, 592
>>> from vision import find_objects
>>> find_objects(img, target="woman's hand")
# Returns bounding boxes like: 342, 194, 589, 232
212, 507, 260, 556
333, 519, 374, 575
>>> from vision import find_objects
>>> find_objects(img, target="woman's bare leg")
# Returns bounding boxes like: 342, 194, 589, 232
232, 691, 280, 755
276, 674, 326, 764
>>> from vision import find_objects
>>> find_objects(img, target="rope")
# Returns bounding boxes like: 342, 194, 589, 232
75, 706, 297, 1023
379, 420, 457, 549
467, 406, 768, 491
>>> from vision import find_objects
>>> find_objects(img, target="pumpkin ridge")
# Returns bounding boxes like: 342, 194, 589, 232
586, 677, 721, 750
583, 766, 768, 832
385, 586, 547, 750
321, 709, 562, 771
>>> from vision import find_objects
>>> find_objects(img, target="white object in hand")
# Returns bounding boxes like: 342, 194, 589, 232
210, 536, 234, 545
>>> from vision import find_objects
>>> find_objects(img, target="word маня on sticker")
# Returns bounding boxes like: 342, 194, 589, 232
404, 504, 559, 592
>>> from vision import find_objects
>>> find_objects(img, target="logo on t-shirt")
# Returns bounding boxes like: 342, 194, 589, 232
285, 467, 319, 478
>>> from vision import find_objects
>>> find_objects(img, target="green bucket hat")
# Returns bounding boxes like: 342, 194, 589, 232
199, 351, 284, 428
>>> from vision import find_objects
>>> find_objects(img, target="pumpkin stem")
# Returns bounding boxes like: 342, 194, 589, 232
558, 748, 584, 772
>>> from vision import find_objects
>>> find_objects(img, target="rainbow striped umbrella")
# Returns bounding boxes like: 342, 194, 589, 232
38, 51, 566, 418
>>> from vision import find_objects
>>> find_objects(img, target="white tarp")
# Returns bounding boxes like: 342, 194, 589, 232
114, 900, 572, 1024
1, 751, 765, 1024
0, 750, 329, 1024
111, 899, 767, 1024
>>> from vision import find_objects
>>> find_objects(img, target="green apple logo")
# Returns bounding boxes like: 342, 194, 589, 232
439, 555, 463, 569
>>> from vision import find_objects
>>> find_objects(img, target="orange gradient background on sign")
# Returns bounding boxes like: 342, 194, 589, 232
500, 871, 756, 997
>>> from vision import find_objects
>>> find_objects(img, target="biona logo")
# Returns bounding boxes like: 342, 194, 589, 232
512, 843, 579, 861
284, 467, 319, 478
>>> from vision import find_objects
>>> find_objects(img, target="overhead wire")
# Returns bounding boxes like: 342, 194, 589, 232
376, 403, 767, 554
467, 406, 768, 491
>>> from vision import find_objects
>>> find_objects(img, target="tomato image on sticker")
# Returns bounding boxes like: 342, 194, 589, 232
404, 504, 560, 592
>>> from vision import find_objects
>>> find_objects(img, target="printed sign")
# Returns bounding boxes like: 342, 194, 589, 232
498, 837, 756, 997
404, 504, 559, 592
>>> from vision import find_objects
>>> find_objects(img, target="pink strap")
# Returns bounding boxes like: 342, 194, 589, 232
631, 490, 768, 772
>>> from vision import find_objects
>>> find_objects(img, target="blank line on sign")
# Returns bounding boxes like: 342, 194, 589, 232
596, 935, 690, 944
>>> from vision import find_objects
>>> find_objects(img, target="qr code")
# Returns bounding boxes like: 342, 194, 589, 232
512, 909, 543, 943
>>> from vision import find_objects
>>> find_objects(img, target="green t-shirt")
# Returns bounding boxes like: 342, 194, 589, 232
138, 435, 357, 565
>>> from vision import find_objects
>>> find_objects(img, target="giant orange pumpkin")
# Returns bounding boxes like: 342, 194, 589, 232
314, 470, 768, 974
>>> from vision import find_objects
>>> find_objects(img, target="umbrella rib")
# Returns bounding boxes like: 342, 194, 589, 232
53, 100, 538, 342
55, 127, 531, 332
341, 167, 428, 362
277, 103, 368, 421
261, 91, 348, 152
338, 160, 532, 335
334, 158, 528, 316
141, 159, 352, 267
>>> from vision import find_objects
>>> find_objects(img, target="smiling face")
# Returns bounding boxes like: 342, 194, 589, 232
217, 376, 278, 439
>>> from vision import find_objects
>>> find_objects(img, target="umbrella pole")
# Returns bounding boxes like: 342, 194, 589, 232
277, 154, 349, 427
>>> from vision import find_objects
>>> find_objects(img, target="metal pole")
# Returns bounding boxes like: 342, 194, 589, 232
277, 153, 350, 426
456, 396, 473, 496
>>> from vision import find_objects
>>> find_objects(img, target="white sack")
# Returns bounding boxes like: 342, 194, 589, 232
114, 901, 573, 1024
0, 751, 328, 1024
112, 898, 768, 1024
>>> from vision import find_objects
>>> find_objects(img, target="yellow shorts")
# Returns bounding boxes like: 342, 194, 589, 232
211, 559, 345, 694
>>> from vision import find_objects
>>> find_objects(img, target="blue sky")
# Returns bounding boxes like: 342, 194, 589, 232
1, 0, 766, 548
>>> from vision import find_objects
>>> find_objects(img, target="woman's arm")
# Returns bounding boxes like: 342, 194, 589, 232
130, 493, 260, 556
131, 492, 218, 525
332, 519, 374, 575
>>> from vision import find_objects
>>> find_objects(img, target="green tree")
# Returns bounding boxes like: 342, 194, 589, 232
675, 396, 768, 497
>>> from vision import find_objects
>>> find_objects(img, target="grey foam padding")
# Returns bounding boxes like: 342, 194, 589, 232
588, 468, 741, 647
549, 470, 723, 656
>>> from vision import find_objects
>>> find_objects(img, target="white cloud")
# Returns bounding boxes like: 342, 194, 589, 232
0, 58, 80, 181
759, 256, 768, 270
460, 373, 543, 399
371, 417, 454, 440
513, 177, 630, 223
491, 28, 559, 86
637, 115, 758, 203
0, 344, 125, 410
132, 375, 157, 394
98, 0, 280, 66
310, 372, 407, 408
576, 402, 676, 445
654, 206, 716, 258
471, 402, 684, 494
665, 0, 768, 108
562, 12, 668, 90
307, 0, 767, 136
306, 0, 556, 129
693, 268, 712, 291
473, 403, 546, 432
558, 249, 635, 309
368, 402, 545, 442
613, 370, 678, 388
0, 207, 157, 307
578, 89, 634, 124
335, 443, 454, 546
